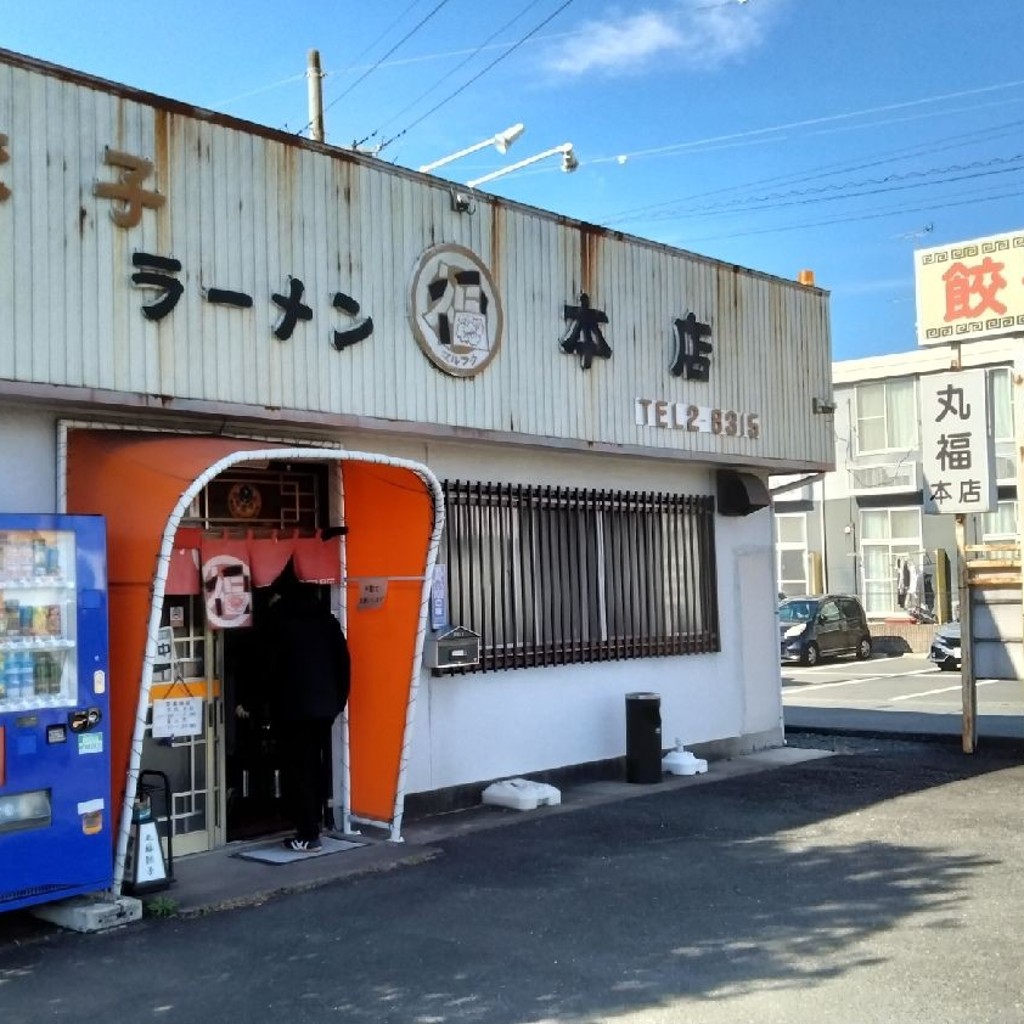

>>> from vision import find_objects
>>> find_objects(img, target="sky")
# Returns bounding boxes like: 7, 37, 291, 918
3, 0, 1022, 361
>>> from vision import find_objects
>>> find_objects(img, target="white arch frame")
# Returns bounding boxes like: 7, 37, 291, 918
106, 447, 443, 895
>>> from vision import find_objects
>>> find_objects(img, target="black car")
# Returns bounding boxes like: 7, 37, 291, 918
779, 594, 872, 666
929, 621, 961, 671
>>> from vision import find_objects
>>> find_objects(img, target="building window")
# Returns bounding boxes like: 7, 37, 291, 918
442, 481, 719, 672
978, 500, 1017, 542
855, 379, 917, 454
988, 367, 1014, 442
776, 513, 809, 597
860, 508, 922, 616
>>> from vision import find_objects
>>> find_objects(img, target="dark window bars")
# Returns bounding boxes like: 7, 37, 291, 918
441, 481, 720, 673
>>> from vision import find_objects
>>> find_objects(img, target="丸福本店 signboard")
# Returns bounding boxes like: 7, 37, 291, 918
914, 229, 1024, 346
920, 370, 996, 514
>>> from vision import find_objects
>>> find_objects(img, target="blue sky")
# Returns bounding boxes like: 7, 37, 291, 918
3, 0, 1022, 360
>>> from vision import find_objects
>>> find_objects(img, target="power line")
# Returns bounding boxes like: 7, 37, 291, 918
325, 0, 454, 115
377, 0, 577, 154
355, 0, 550, 149
221, 0, 747, 113
295, 0, 455, 135
679, 184, 1023, 244
356, 0, 430, 65
641, 155, 1024, 222
588, 78, 1024, 169
605, 113, 1024, 224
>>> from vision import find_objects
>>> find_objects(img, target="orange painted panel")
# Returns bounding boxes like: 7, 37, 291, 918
64, 431, 437, 835
343, 462, 435, 822
66, 431, 271, 820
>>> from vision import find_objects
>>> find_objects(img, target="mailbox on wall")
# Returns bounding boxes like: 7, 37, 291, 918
424, 626, 481, 671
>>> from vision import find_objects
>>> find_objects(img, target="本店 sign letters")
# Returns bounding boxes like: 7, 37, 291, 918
920, 370, 996, 514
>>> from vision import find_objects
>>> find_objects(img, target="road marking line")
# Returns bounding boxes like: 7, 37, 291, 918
784, 677, 883, 692
891, 679, 999, 701
785, 668, 935, 693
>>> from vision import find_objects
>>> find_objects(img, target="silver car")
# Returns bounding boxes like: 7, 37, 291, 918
929, 622, 961, 671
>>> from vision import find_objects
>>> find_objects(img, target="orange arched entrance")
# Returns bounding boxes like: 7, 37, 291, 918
64, 430, 442, 891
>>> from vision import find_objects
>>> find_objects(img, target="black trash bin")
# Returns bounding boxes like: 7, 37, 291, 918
625, 691, 662, 784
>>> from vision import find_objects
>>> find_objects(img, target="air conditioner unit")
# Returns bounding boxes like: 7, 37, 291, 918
995, 454, 1017, 483
849, 462, 921, 495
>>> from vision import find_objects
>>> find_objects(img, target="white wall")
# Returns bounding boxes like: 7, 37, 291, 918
0, 407, 784, 796
0, 405, 59, 512
336, 431, 783, 794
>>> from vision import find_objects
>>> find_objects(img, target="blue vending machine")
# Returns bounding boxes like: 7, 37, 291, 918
0, 514, 111, 913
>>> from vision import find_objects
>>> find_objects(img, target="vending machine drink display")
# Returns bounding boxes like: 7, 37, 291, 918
0, 514, 111, 914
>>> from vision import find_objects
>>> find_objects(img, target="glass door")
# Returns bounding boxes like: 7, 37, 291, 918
141, 595, 223, 856
776, 513, 809, 598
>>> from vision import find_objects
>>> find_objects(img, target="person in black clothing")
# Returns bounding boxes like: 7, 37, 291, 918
265, 561, 351, 854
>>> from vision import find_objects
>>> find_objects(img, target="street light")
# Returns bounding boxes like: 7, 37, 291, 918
418, 123, 526, 175
465, 143, 578, 189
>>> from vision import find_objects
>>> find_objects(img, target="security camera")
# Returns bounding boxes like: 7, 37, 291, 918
450, 189, 475, 214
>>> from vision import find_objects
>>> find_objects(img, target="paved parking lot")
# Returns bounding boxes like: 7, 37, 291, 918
783, 653, 1024, 742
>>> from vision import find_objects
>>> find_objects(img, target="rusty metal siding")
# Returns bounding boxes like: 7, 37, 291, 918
0, 53, 833, 469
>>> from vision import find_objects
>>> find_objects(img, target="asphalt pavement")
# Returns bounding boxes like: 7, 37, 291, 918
2, 735, 1023, 1024
783, 653, 1024, 743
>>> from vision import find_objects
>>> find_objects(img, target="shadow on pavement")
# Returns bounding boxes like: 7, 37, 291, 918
1, 742, 1021, 1022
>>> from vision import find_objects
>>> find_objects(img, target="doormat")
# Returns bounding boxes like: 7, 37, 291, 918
232, 836, 366, 865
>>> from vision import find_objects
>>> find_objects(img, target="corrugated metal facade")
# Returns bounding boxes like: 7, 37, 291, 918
0, 51, 833, 470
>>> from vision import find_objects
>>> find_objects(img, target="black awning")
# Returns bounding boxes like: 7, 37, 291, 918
716, 470, 771, 517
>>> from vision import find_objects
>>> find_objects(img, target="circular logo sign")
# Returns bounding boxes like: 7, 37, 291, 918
409, 243, 503, 377
227, 481, 263, 519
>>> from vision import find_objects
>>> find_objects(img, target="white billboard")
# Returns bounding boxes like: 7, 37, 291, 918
915, 229, 1024, 346
920, 370, 996, 514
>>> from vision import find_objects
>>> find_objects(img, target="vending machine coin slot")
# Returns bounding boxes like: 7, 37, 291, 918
67, 706, 102, 732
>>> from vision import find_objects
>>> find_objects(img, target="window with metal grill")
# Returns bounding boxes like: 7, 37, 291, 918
441, 481, 720, 672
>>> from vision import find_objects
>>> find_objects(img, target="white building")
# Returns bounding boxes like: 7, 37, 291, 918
775, 337, 1018, 620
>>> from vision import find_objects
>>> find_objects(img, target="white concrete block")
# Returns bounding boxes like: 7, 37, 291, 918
31, 894, 143, 933
481, 778, 562, 811
662, 749, 708, 776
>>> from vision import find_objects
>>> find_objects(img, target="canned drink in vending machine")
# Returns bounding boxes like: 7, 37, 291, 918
5, 652, 23, 699
33, 537, 48, 576
45, 604, 62, 636
23, 651, 35, 694
32, 605, 47, 636
33, 652, 61, 696
33, 652, 46, 696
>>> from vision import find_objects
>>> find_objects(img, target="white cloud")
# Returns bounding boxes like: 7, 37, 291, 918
544, 0, 779, 78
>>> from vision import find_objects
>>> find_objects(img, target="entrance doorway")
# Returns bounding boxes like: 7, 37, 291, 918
220, 583, 334, 843
65, 427, 445, 879
221, 588, 290, 841
141, 460, 332, 853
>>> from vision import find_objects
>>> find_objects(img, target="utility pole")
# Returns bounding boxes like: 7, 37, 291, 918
307, 49, 324, 143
